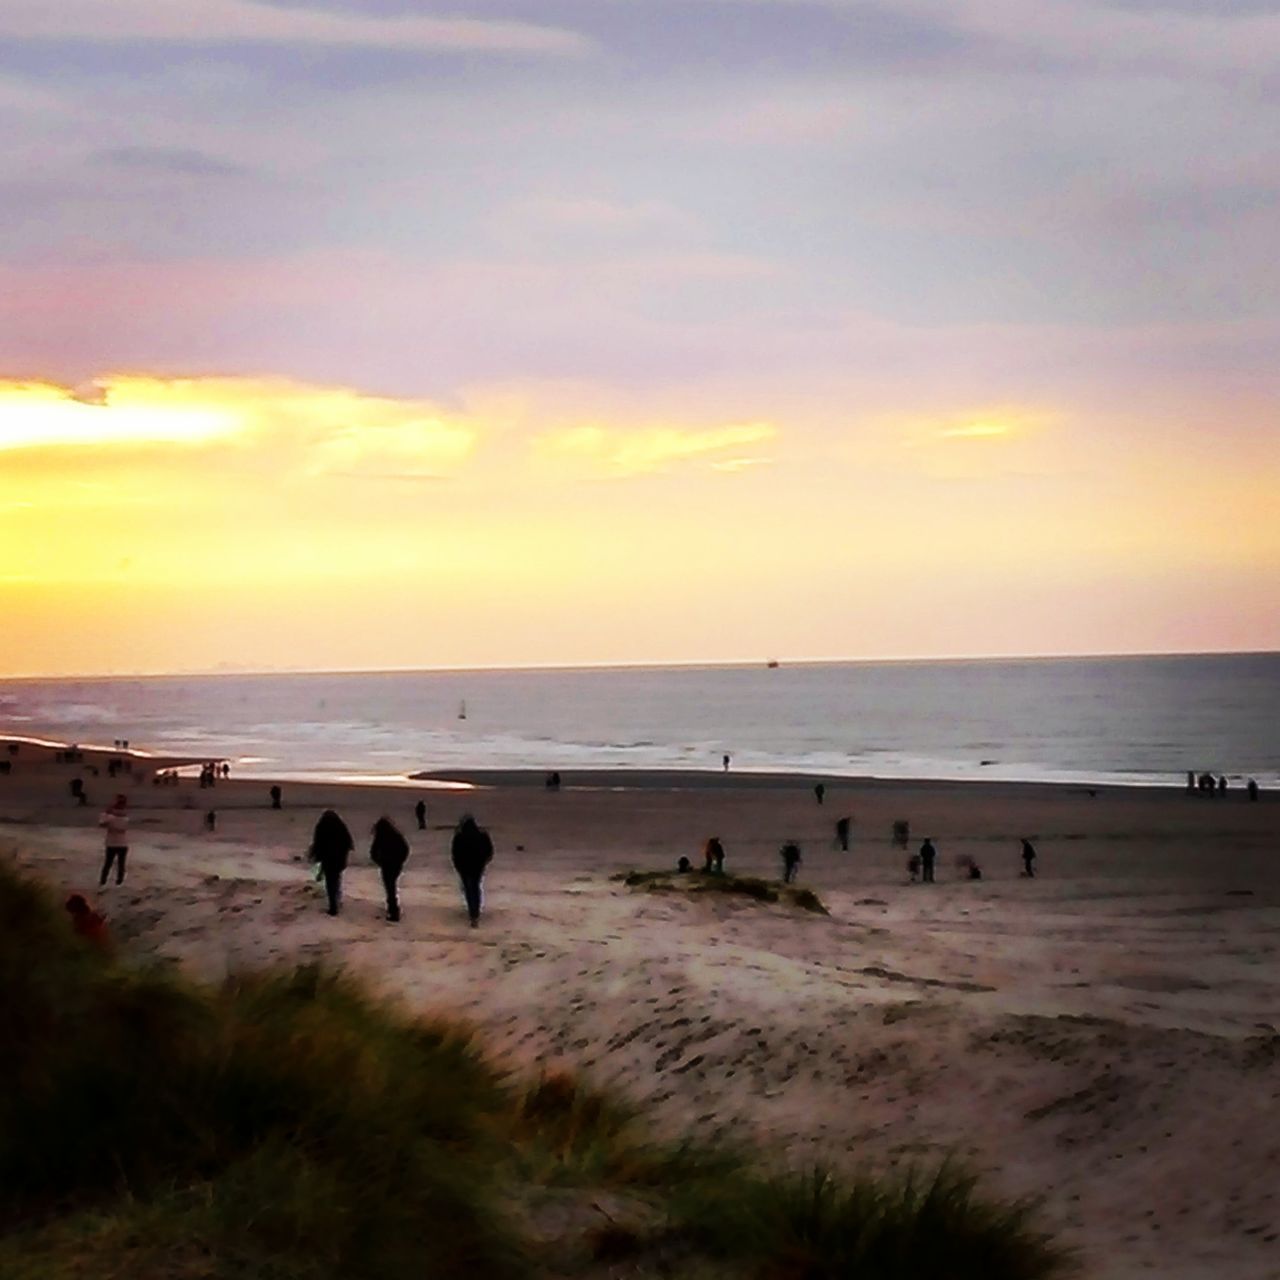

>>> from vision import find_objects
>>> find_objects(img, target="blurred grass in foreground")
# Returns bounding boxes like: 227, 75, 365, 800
0, 858, 1074, 1279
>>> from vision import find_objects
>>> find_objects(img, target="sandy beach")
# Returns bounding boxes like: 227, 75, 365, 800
2, 736, 1278, 1280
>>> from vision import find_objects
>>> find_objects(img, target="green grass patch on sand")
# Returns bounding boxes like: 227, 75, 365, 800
0, 858, 1073, 1279
621, 867, 830, 915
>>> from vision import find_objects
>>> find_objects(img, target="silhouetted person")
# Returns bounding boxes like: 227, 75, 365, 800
414, 798, 427, 830
780, 842, 801, 884
1248, 778, 1259, 802
892, 819, 910, 848
907, 854, 921, 882
546, 771, 561, 791
451, 815, 493, 927
204, 810, 217, 833
814, 782, 825, 805
270, 784, 283, 810
1217, 775, 1228, 796
1021, 838, 1037, 878
703, 837, 725, 874
1186, 770, 1196, 794
677, 856, 692, 873
70, 778, 87, 806
722, 753, 731, 772
919, 838, 937, 884
835, 816, 851, 851
310, 809, 354, 916
968, 862, 983, 880
98, 795, 129, 886
370, 816, 410, 922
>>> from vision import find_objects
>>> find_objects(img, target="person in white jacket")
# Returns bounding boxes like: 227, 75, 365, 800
99, 795, 129, 886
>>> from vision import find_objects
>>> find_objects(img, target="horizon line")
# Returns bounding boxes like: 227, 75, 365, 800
2, 646, 1277, 683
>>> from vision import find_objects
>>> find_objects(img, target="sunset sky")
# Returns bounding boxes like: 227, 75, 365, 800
2, 0, 1278, 676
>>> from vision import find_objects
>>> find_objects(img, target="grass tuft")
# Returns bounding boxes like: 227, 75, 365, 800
622, 869, 828, 913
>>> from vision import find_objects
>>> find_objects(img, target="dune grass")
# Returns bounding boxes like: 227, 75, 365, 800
0, 858, 1071, 1279
622, 868, 830, 914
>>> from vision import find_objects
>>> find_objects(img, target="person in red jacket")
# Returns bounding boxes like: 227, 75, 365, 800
65, 894, 112, 954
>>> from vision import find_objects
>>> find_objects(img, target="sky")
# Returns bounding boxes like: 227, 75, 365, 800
1, 0, 1278, 676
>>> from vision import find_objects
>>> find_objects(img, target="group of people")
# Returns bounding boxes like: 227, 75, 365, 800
906, 837, 1038, 883
1188, 771, 1260, 801
679, 837, 805, 884
308, 809, 494, 926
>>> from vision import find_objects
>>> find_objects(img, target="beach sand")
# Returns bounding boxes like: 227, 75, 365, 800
2, 737, 1278, 1279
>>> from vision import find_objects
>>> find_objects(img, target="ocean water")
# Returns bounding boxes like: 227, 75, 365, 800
1, 654, 1277, 789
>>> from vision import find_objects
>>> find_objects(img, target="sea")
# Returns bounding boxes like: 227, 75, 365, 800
1, 653, 1277, 790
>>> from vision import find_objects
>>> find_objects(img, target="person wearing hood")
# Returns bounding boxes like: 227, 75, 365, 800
451, 814, 493, 927
370, 816, 410, 923
310, 809, 354, 917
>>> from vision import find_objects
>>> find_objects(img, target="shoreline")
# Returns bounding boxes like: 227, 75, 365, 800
2, 732, 1221, 798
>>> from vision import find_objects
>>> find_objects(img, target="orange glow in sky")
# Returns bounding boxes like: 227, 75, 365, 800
1, 374, 1276, 676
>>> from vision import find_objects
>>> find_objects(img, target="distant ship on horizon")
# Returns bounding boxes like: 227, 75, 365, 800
766, 658, 780, 669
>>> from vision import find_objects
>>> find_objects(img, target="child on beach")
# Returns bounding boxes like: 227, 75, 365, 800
98, 795, 129, 886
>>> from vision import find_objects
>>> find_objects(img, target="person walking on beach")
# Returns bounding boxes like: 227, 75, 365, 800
98, 795, 129, 887
780, 842, 801, 884
919, 838, 937, 884
270, 784, 283, 810
451, 814, 493, 927
1248, 778, 1259, 802
722, 753, 731, 772
1021, 838, 1037, 877
310, 810, 354, 917
813, 782, 825, 806
370, 816, 410, 923
703, 836, 725, 875
835, 816, 851, 852
414, 798, 427, 831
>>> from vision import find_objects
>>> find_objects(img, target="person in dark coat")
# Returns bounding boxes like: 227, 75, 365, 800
310, 809, 354, 916
780, 842, 802, 884
370, 816, 410, 922
414, 799, 427, 831
813, 782, 826, 806
451, 814, 493, 927
270, 784, 283, 810
1020, 838, 1037, 877
919, 838, 937, 883
703, 836, 725, 874
834, 816, 851, 851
